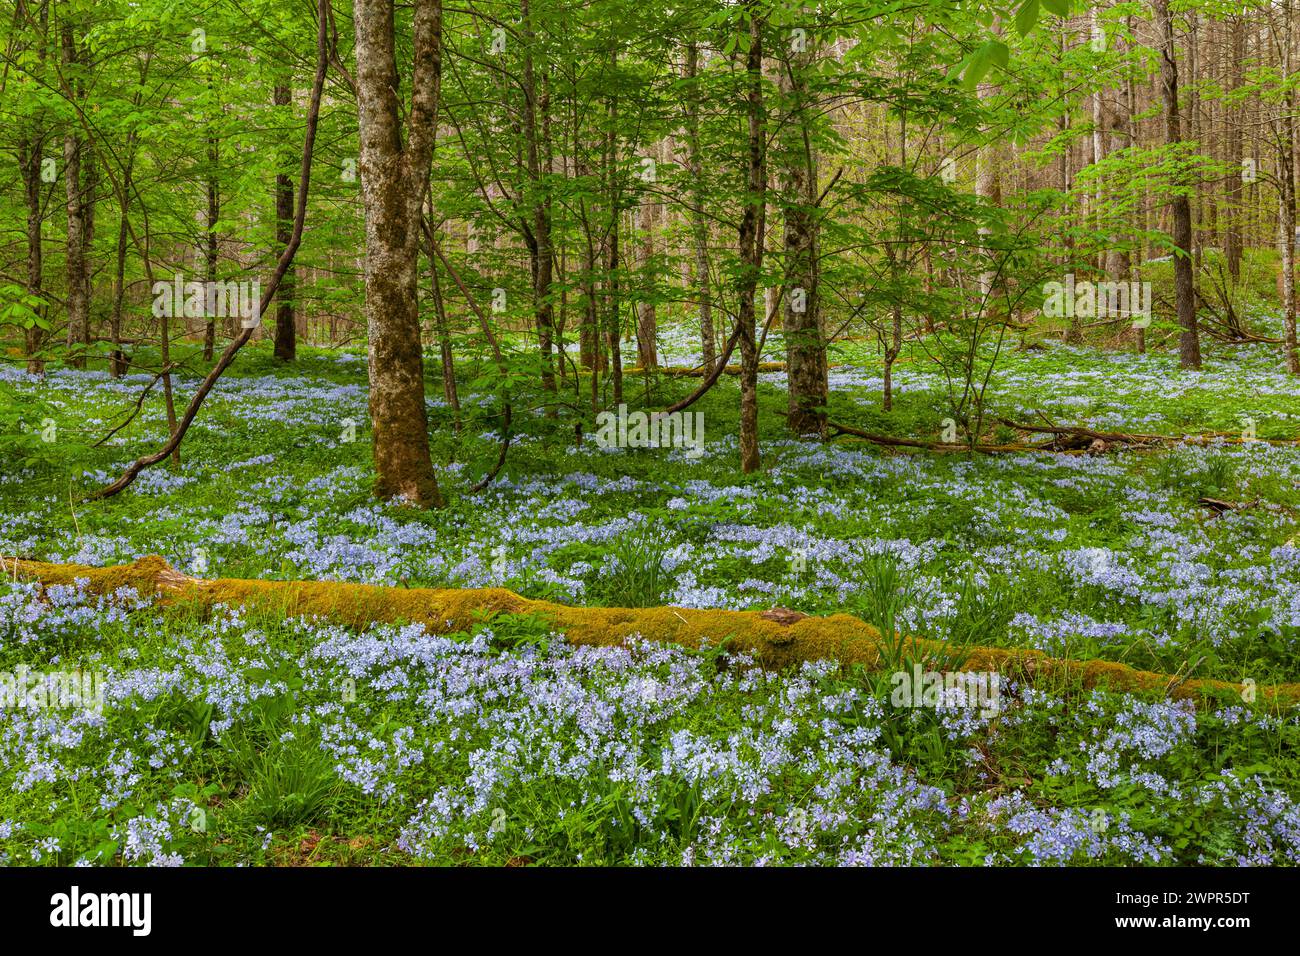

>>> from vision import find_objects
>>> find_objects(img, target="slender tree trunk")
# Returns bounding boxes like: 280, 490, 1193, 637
1154, 0, 1202, 369
577, 158, 603, 377
355, 0, 445, 506
204, 132, 219, 361
604, 51, 623, 406
883, 299, 903, 412
922, 244, 935, 335
781, 49, 826, 436
62, 23, 91, 368
1225, 16, 1245, 283
684, 42, 716, 368
1095, 8, 1130, 281
1188, 12, 1203, 273
16, 1, 49, 375
635, 141, 659, 370
274, 82, 297, 361
975, 24, 1003, 310
425, 220, 460, 425
1127, 18, 1146, 355
1281, 0, 1300, 373
109, 171, 130, 377
607, 206, 622, 405
62, 131, 90, 368
18, 137, 45, 375
521, 0, 556, 399
1090, 5, 1106, 278
737, 4, 766, 473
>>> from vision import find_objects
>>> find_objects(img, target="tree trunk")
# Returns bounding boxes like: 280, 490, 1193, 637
521, 0, 556, 399
737, 4, 766, 474
635, 142, 659, 370
109, 174, 130, 377
684, 42, 716, 368
780, 50, 826, 436
427, 228, 460, 425
1225, 16, 1245, 283
355, 0, 444, 506
1188, 12, 1203, 274
16, 1, 49, 375
576, 158, 603, 379
62, 23, 91, 369
975, 30, 1003, 309
18, 136, 45, 375
1281, 0, 1300, 373
604, 53, 623, 406
1090, 5, 1106, 280
274, 82, 297, 362
1154, 0, 1202, 369
204, 132, 219, 361
1128, 20, 1146, 355
1094, 9, 1130, 282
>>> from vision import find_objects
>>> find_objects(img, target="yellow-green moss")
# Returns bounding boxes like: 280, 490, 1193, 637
13, 556, 1298, 708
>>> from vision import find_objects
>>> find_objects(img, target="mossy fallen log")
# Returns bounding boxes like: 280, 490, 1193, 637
7, 555, 1297, 708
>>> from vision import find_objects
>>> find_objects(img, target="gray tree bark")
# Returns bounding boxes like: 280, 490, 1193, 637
355, 0, 445, 506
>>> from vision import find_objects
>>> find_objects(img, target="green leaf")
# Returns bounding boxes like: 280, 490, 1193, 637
1014, 0, 1040, 37
962, 44, 994, 90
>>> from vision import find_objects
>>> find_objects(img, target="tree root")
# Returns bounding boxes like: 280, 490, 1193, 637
6, 556, 1295, 708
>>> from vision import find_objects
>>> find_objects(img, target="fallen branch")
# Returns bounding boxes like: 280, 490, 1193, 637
996, 417, 1300, 450
827, 420, 1041, 454
1196, 496, 1261, 517
630, 361, 788, 377
826, 415, 1300, 456
9, 556, 1293, 707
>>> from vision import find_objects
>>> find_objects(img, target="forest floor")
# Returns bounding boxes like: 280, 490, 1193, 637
2, 330, 1299, 865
